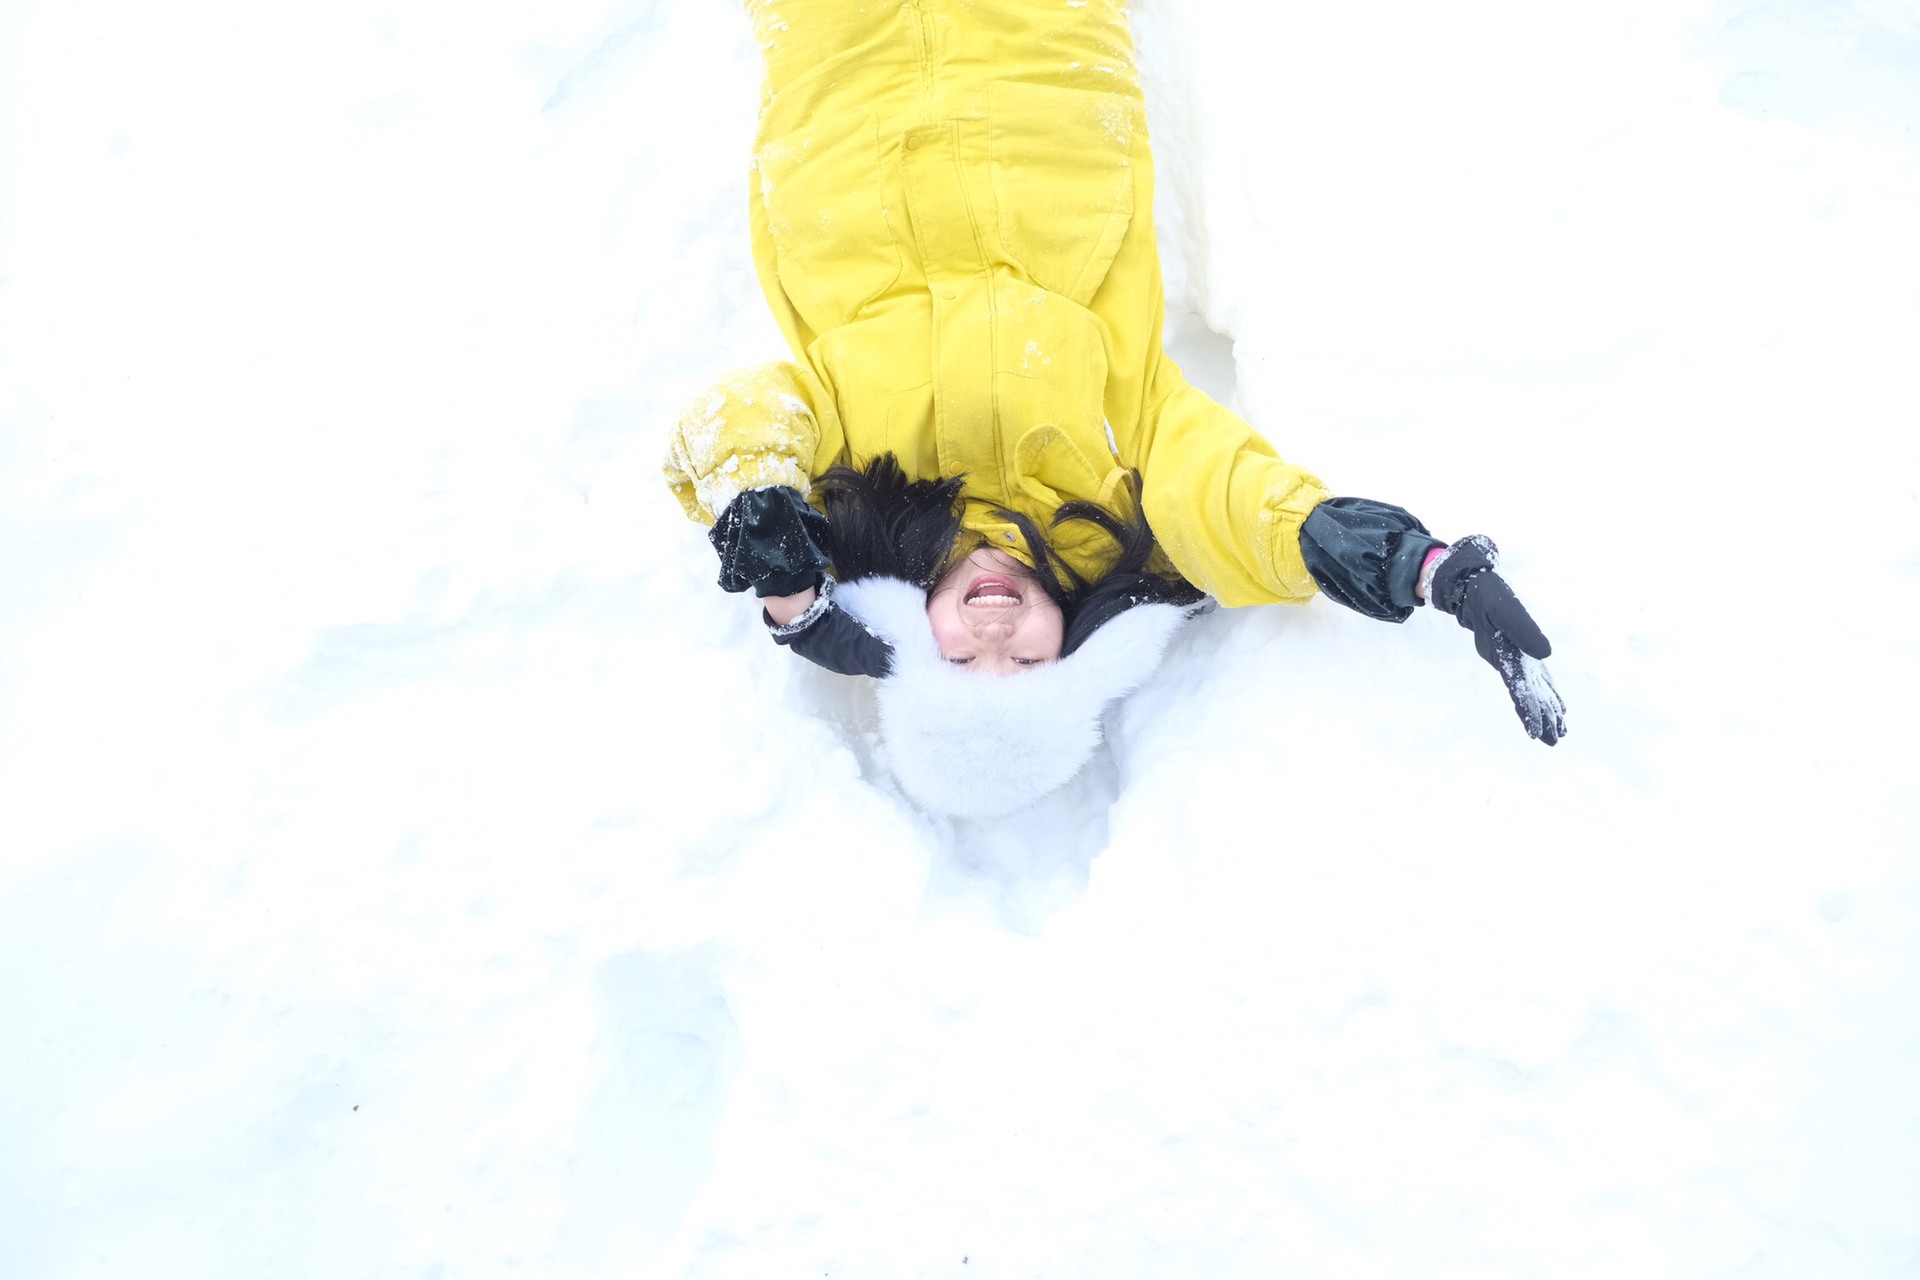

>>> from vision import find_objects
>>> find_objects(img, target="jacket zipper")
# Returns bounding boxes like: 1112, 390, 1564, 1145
910, 0, 935, 114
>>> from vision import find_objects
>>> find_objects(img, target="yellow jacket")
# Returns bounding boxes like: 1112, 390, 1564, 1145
664, 0, 1330, 607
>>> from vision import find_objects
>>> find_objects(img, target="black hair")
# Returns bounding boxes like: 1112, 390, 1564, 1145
813, 455, 969, 590
815, 454, 1205, 657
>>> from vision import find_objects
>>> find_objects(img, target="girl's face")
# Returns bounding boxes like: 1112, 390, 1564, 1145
925, 547, 1064, 675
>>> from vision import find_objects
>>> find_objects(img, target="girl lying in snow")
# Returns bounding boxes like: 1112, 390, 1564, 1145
665, 0, 1564, 816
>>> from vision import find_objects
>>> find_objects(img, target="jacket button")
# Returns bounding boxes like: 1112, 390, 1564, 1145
906, 135, 922, 150
939, 289, 956, 300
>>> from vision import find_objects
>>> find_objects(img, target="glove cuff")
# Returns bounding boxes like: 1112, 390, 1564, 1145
753, 568, 823, 599
1427, 535, 1499, 616
710, 485, 833, 595
764, 574, 836, 636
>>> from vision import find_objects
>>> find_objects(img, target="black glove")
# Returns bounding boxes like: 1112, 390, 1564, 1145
709, 486, 832, 597
1427, 535, 1567, 745
763, 577, 896, 678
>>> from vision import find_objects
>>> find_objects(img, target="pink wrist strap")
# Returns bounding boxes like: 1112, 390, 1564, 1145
1418, 545, 1449, 603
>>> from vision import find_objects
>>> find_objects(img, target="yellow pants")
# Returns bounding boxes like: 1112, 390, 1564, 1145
746, 0, 1143, 138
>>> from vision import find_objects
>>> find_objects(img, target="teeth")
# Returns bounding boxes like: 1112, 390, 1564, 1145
965, 575, 1024, 605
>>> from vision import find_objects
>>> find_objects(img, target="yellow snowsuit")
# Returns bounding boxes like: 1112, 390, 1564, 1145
664, 0, 1331, 607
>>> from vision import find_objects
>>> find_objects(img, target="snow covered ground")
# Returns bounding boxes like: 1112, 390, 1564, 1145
3, 0, 1918, 1275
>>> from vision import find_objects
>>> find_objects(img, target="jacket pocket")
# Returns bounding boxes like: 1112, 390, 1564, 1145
756, 108, 904, 330
988, 81, 1136, 306
994, 283, 1107, 451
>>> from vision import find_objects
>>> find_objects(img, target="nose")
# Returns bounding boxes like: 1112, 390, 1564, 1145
972, 616, 1015, 639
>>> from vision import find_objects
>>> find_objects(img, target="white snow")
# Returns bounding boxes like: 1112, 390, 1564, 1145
3, 0, 1918, 1277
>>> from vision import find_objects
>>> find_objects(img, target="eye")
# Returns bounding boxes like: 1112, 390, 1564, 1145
946, 656, 973, 666
1014, 658, 1041, 666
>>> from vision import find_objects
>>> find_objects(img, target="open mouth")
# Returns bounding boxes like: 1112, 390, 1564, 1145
964, 575, 1024, 607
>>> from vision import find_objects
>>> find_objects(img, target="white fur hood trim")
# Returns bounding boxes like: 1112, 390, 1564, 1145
835, 576, 1190, 819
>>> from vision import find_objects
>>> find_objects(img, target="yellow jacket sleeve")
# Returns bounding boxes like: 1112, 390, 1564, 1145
663, 362, 845, 525
1136, 355, 1332, 608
